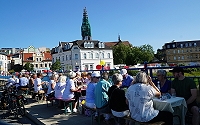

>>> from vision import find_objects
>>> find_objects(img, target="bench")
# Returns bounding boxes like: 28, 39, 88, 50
82, 104, 96, 125
62, 99, 75, 115
124, 116, 165, 125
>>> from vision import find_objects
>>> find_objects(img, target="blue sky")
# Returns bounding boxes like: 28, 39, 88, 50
1, 0, 200, 52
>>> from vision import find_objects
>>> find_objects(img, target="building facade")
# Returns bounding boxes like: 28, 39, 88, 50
51, 7, 114, 71
0, 52, 8, 75
23, 46, 52, 71
162, 40, 200, 66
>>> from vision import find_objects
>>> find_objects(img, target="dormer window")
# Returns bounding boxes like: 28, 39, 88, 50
84, 42, 88, 48
194, 43, 197, 46
74, 47, 78, 49
172, 44, 175, 48
189, 43, 192, 47
90, 42, 94, 48
98, 42, 105, 48
185, 43, 188, 47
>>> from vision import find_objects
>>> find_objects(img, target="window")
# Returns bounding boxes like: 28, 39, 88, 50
49, 64, 51, 67
172, 44, 175, 48
40, 58, 42, 61
36, 58, 38, 62
69, 55, 71, 60
107, 53, 110, 58
168, 50, 170, 54
173, 50, 176, 54
180, 44, 183, 48
174, 56, 176, 60
177, 50, 180, 53
101, 53, 104, 58
89, 53, 93, 59
190, 49, 192, 52
189, 43, 192, 46
40, 64, 43, 68
185, 43, 188, 47
75, 54, 78, 59
85, 65, 88, 70
96, 53, 99, 58
62, 56, 64, 61
178, 56, 180, 60
168, 57, 170, 60
83, 53, 86, 59
90, 65, 93, 70
84, 42, 88, 48
59, 57, 60, 61
182, 56, 184, 60
182, 50, 184, 53
36, 64, 38, 68
196, 55, 198, 58
45, 63, 47, 67
167, 45, 170, 48
194, 43, 197, 46
66, 55, 68, 60
74, 47, 78, 49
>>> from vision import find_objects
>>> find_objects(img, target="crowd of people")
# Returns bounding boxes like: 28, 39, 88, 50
4, 67, 200, 125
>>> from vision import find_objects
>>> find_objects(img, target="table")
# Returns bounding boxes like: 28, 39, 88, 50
153, 97, 187, 125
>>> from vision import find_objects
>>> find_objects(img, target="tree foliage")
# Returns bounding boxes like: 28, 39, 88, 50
51, 59, 61, 71
113, 43, 154, 65
23, 62, 34, 71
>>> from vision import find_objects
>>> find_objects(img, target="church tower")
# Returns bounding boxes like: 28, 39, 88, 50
81, 7, 92, 40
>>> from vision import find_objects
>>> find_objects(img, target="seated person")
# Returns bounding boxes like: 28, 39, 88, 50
33, 73, 45, 99
7, 75, 16, 88
120, 69, 134, 88
62, 71, 80, 113
170, 67, 199, 125
54, 75, 67, 99
153, 69, 171, 93
85, 72, 100, 109
108, 73, 129, 125
95, 72, 112, 123
18, 74, 29, 90
47, 74, 57, 99
126, 71, 173, 125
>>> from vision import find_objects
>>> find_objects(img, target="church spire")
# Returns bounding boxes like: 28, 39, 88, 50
81, 7, 92, 40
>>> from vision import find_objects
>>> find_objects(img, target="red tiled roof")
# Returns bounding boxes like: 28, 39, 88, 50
43, 53, 52, 61
23, 53, 33, 62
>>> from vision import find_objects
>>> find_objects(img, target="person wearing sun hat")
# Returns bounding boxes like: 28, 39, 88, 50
170, 66, 199, 125
120, 69, 134, 88
85, 71, 100, 109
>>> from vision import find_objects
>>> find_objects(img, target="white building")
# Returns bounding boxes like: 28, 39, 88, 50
51, 40, 114, 71
0, 52, 8, 75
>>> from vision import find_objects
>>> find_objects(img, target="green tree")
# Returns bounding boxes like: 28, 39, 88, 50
138, 44, 154, 63
23, 62, 34, 71
51, 59, 61, 71
113, 43, 130, 65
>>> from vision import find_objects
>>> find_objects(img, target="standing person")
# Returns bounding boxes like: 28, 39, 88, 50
153, 69, 171, 93
170, 67, 199, 125
108, 73, 129, 125
120, 69, 134, 88
95, 72, 112, 124
126, 71, 173, 125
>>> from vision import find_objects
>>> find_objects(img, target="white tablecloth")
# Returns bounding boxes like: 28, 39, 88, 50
153, 97, 187, 125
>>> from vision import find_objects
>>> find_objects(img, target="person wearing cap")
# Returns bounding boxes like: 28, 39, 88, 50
108, 73, 129, 125
170, 67, 199, 125
120, 69, 134, 88
85, 71, 100, 109
94, 72, 112, 124
62, 71, 80, 113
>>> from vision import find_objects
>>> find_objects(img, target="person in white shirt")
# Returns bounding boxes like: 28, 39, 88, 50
126, 71, 173, 124
33, 73, 45, 99
7, 75, 16, 88
63, 71, 80, 113
54, 75, 67, 99
47, 75, 57, 95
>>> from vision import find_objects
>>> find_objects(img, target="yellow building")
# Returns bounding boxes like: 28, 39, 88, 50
163, 40, 200, 66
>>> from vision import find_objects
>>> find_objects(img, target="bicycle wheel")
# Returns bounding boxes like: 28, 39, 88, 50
18, 99, 25, 116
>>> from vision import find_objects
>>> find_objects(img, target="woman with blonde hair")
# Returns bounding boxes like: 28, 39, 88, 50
126, 71, 173, 125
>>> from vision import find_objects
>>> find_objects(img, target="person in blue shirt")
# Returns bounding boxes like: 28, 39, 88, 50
17, 73, 29, 90
86, 71, 100, 108
120, 69, 134, 88
153, 69, 171, 94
